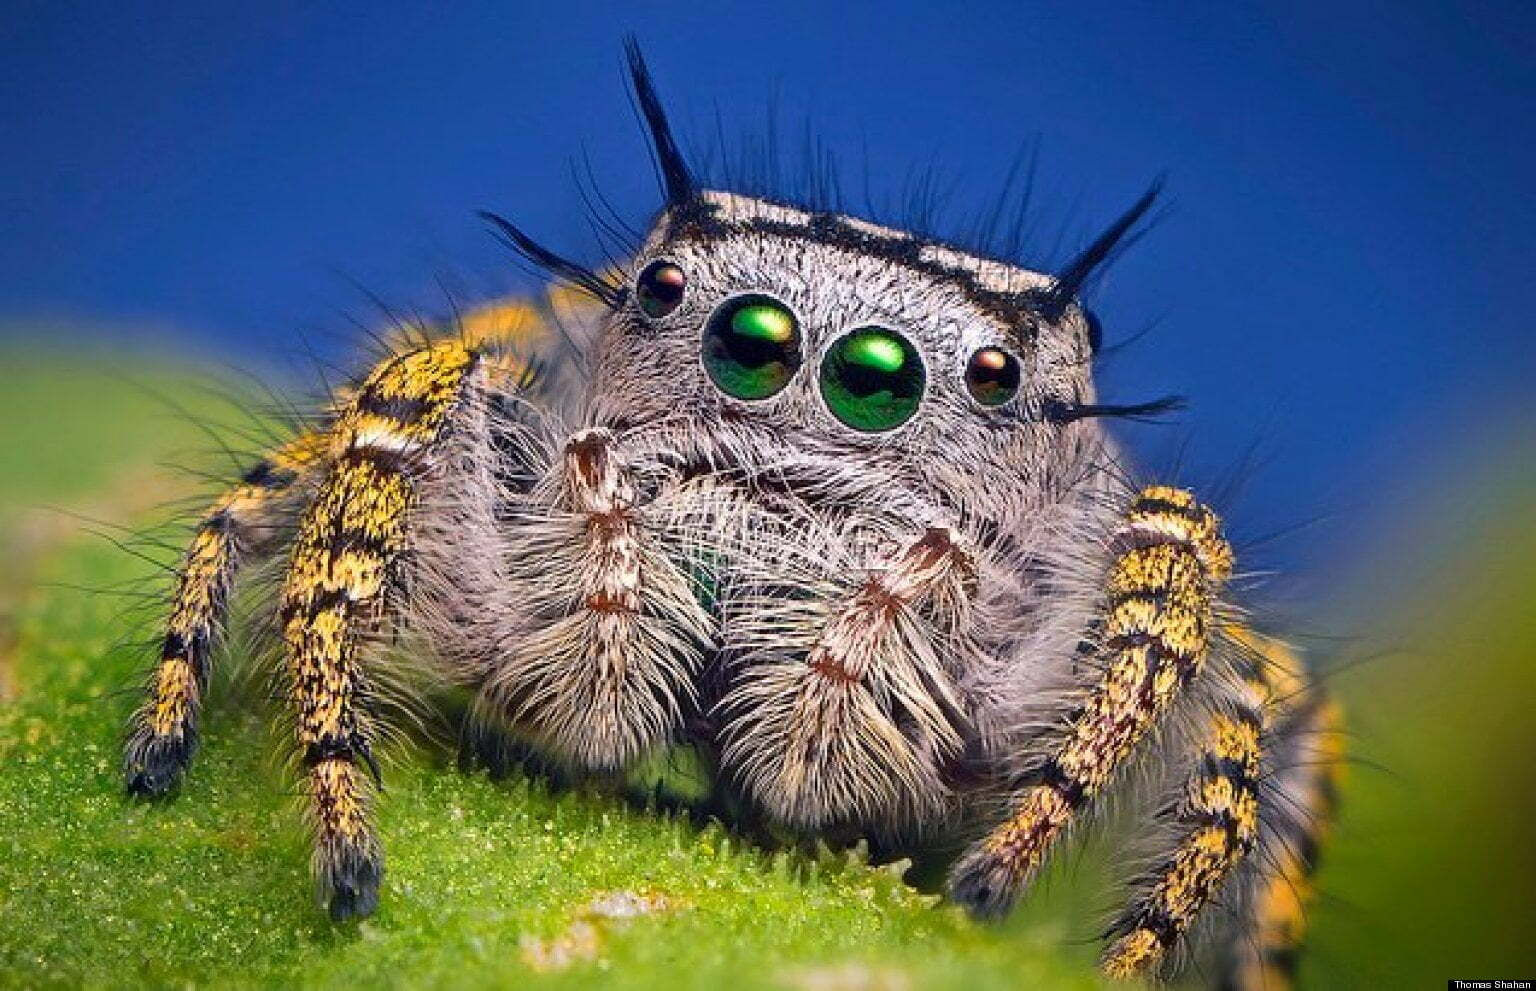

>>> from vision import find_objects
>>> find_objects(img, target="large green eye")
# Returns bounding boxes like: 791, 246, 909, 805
819, 327, 925, 431
965, 347, 1021, 406
702, 295, 802, 400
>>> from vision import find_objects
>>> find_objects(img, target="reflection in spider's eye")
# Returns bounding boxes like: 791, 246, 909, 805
636, 260, 687, 318
964, 347, 1021, 407
702, 295, 802, 400
820, 327, 925, 432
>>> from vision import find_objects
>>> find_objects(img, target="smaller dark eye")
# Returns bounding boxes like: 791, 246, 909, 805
965, 347, 1021, 407
636, 260, 686, 318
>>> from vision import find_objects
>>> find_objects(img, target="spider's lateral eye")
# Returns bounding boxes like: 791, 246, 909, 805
636, 260, 686, 319
702, 295, 802, 400
965, 347, 1022, 407
820, 327, 925, 432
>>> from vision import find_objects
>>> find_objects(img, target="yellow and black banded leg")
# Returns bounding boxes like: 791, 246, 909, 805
125, 431, 327, 796
279, 340, 486, 920
1100, 678, 1267, 979
949, 486, 1234, 917
1220, 634, 1345, 991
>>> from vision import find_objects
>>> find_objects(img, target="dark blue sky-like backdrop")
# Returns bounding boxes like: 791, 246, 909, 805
4, 1, 1534, 586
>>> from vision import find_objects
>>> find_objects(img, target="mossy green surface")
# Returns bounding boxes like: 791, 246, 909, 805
0, 541, 1095, 990
1, 350, 1532, 988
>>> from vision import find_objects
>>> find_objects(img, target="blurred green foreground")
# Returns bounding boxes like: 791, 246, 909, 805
0, 349, 1531, 988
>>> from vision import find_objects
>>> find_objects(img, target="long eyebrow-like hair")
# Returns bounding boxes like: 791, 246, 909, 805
483, 37, 1166, 344
477, 210, 626, 309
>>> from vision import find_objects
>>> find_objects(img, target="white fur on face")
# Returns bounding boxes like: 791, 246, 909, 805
397, 191, 1136, 832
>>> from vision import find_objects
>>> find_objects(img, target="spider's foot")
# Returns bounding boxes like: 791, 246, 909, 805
123, 731, 193, 798
322, 843, 383, 922
946, 845, 1024, 921
948, 785, 1069, 920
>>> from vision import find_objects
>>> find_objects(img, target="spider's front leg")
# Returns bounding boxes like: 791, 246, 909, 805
280, 340, 500, 920
1100, 631, 1344, 986
948, 486, 1233, 913
1217, 634, 1345, 991
1099, 670, 1268, 979
124, 429, 327, 796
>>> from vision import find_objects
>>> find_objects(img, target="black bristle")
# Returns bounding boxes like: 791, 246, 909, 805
1035, 177, 1164, 319
1043, 394, 1185, 424
625, 37, 694, 206
478, 211, 625, 309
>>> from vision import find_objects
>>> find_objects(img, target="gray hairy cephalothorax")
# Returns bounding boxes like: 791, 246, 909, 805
121, 43, 1343, 989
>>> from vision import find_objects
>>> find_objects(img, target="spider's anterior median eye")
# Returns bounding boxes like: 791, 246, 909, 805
820, 327, 925, 431
965, 347, 1022, 407
702, 295, 802, 400
636, 260, 687, 318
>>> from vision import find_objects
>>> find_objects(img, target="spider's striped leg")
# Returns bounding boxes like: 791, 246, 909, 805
948, 486, 1233, 917
1219, 635, 1345, 991
1085, 629, 1344, 984
280, 340, 492, 920
124, 430, 327, 796
1099, 666, 1269, 979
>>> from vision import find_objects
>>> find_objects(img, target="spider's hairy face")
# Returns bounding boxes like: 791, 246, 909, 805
587, 190, 1102, 519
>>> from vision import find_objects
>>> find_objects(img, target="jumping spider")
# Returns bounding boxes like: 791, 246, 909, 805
123, 43, 1342, 989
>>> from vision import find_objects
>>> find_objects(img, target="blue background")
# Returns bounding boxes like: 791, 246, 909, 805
4, 1, 1534, 584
